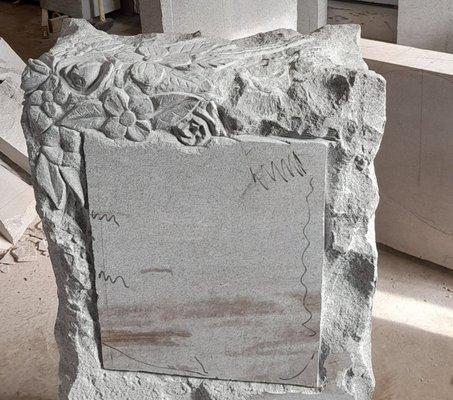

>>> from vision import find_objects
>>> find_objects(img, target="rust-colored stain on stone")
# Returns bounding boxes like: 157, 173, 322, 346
159, 297, 284, 321
101, 296, 285, 324
102, 329, 191, 346
140, 268, 173, 275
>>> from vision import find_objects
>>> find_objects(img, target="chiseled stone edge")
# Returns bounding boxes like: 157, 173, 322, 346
21, 18, 385, 400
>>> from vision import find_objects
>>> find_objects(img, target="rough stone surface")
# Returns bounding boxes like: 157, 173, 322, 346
21, 19, 385, 400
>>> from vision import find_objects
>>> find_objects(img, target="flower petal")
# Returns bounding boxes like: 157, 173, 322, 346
103, 88, 128, 116
126, 120, 151, 142
128, 94, 154, 120
102, 117, 127, 139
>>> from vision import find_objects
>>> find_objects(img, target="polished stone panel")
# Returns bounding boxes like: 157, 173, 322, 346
85, 135, 326, 386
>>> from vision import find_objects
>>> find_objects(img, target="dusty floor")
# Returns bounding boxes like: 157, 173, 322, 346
0, 0, 141, 62
1, 1, 453, 399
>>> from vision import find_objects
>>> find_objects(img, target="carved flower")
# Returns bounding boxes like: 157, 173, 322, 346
101, 87, 153, 141
171, 101, 227, 146
62, 60, 113, 95
22, 58, 51, 94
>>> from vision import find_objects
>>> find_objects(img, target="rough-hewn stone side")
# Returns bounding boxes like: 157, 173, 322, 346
21, 19, 385, 400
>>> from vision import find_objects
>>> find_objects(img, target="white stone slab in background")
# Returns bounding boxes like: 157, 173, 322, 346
140, 0, 298, 38
85, 134, 326, 386
0, 37, 29, 173
0, 85, 30, 173
140, 0, 328, 38
0, 166, 36, 244
362, 39, 453, 269
398, 0, 453, 53
298, 0, 327, 35
0, 37, 25, 77
328, 0, 397, 43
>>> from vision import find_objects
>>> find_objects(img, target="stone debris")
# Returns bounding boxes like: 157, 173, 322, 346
0, 263, 10, 273
37, 239, 48, 254
11, 242, 37, 263
0, 220, 49, 267
0, 250, 15, 265
29, 229, 45, 240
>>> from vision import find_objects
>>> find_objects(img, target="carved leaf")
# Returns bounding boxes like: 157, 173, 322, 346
135, 43, 169, 59
152, 94, 201, 130
195, 55, 237, 69
167, 39, 218, 56
28, 106, 52, 135
60, 166, 84, 206
60, 101, 106, 131
35, 153, 67, 210
159, 69, 210, 93
22, 59, 51, 93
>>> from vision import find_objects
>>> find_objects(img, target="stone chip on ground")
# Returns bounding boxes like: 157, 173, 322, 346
11, 242, 37, 263
21, 19, 385, 400
38, 239, 48, 253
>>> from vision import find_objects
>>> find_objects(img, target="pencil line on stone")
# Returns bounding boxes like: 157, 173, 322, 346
300, 177, 316, 337
102, 343, 209, 377
279, 351, 316, 381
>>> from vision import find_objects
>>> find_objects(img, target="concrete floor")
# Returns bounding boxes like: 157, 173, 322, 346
1, 1, 453, 399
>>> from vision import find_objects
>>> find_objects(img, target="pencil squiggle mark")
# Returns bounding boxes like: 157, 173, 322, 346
91, 210, 120, 227
103, 342, 208, 377
98, 270, 129, 289
279, 351, 316, 381
194, 356, 208, 375
249, 151, 307, 191
300, 176, 316, 337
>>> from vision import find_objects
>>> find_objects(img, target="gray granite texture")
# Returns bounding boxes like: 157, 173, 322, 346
85, 135, 326, 387
21, 19, 385, 400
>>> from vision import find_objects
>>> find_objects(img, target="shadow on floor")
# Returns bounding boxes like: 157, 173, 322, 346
373, 318, 453, 400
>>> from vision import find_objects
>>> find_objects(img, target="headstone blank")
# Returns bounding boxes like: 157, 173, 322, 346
85, 135, 326, 386
22, 19, 385, 400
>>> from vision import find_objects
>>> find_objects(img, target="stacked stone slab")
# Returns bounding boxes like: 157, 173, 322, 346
362, 38, 453, 269
139, 0, 328, 38
21, 19, 385, 400
0, 38, 37, 254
